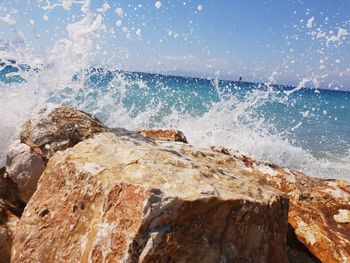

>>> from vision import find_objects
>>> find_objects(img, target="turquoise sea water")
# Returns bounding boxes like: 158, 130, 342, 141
68, 69, 350, 157
0, 0, 349, 181
1, 64, 348, 180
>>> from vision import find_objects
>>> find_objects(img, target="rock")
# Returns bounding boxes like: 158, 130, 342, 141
12, 132, 289, 263
286, 225, 321, 263
0, 168, 23, 262
210, 146, 231, 155
242, 160, 350, 262
333, 209, 350, 224
6, 141, 46, 203
138, 129, 188, 143
196, 147, 350, 262
0, 167, 23, 210
6, 107, 108, 203
20, 106, 109, 161
0, 199, 20, 263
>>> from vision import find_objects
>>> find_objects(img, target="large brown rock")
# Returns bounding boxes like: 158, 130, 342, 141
12, 132, 289, 263
5, 107, 108, 203
211, 147, 350, 263
260, 168, 350, 263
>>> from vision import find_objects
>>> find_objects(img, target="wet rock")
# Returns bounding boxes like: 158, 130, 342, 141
12, 132, 289, 263
6, 107, 108, 203
138, 129, 188, 143
0, 199, 20, 263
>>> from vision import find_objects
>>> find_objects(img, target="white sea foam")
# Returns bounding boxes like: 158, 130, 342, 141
326, 28, 349, 45
136, 28, 142, 38
116, 20, 122, 27
115, 7, 124, 17
155, 1, 162, 9
0, 0, 100, 164
306, 17, 314, 28
0, 14, 16, 26
97, 2, 110, 13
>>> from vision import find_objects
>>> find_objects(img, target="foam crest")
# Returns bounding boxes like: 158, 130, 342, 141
0, 0, 102, 164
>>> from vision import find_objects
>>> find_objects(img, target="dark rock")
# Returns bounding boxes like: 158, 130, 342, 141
138, 129, 188, 143
0, 199, 20, 263
20, 106, 109, 161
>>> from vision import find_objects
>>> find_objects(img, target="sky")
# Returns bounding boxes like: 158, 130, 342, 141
0, 0, 350, 90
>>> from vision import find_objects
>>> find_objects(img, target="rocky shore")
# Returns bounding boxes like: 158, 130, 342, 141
1, 107, 349, 262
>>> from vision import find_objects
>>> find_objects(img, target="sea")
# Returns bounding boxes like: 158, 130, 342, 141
0, 1, 349, 181
1, 63, 349, 181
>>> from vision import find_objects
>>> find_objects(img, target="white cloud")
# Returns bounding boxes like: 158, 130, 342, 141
205, 58, 228, 68
158, 54, 230, 76
161, 54, 196, 62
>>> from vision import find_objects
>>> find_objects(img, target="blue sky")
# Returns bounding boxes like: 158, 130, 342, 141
0, 0, 350, 89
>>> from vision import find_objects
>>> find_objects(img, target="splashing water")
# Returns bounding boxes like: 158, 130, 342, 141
0, 1, 349, 181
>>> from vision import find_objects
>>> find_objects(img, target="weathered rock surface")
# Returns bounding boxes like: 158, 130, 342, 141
287, 178, 349, 262
12, 132, 289, 263
0, 199, 20, 263
138, 129, 188, 143
6, 141, 46, 203
286, 225, 321, 263
209, 147, 350, 263
5, 107, 108, 203
20, 106, 109, 161
247, 163, 350, 263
